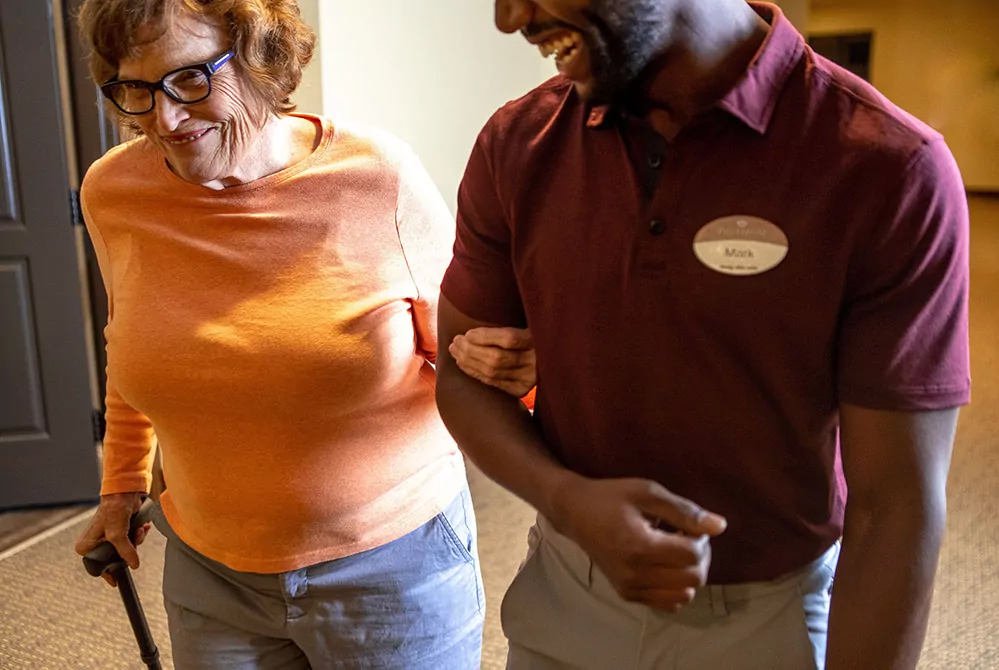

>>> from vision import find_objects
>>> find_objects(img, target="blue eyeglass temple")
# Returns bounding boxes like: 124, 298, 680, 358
208, 51, 234, 73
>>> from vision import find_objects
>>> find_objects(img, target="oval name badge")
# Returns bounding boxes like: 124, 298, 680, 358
693, 215, 789, 276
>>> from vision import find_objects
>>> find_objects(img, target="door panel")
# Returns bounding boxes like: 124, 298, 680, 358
0, 260, 46, 436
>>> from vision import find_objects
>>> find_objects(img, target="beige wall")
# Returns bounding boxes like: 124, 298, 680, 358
308, 1, 997, 193
774, 0, 810, 34
292, 0, 323, 115
317, 1, 550, 213
811, 0, 999, 191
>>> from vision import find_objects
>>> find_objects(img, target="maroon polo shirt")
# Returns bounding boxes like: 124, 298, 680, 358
441, 3, 970, 583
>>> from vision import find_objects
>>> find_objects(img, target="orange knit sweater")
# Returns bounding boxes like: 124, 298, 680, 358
81, 115, 466, 573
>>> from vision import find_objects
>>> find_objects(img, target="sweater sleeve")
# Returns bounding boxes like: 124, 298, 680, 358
81, 182, 156, 495
394, 149, 456, 364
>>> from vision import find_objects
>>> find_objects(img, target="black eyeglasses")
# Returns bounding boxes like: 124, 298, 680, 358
100, 51, 234, 115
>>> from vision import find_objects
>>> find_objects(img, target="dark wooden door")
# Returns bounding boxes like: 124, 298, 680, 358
0, 0, 101, 508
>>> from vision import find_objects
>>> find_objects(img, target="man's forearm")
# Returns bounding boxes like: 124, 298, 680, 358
826, 497, 946, 670
436, 363, 580, 525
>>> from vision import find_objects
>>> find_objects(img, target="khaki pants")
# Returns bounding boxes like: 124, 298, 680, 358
502, 516, 838, 670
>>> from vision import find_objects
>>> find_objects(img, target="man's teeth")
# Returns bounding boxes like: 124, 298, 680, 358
540, 34, 581, 60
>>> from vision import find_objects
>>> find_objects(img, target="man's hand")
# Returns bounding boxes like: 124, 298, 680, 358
552, 476, 727, 612
450, 327, 536, 398
74, 491, 150, 586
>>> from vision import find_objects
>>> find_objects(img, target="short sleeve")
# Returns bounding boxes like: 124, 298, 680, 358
837, 138, 971, 410
440, 131, 526, 327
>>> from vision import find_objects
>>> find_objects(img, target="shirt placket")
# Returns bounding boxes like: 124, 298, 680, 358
624, 119, 676, 276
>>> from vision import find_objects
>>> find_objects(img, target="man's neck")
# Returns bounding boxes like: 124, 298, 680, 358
632, 0, 771, 139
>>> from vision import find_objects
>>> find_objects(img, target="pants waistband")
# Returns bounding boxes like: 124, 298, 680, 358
535, 514, 839, 612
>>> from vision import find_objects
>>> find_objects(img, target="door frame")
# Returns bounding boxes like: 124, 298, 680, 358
61, 0, 120, 414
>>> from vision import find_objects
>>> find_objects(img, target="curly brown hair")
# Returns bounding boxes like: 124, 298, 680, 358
77, 0, 315, 118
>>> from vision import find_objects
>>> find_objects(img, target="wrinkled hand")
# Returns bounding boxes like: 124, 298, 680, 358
554, 476, 727, 612
450, 327, 536, 398
74, 491, 150, 586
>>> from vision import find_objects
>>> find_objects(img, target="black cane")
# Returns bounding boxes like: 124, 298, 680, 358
82, 500, 162, 670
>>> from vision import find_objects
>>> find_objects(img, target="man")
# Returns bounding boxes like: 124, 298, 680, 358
436, 0, 970, 668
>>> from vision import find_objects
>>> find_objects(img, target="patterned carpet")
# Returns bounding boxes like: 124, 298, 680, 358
0, 198, 996, 669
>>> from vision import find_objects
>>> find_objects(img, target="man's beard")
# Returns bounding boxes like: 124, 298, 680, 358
581, 0, 670, 105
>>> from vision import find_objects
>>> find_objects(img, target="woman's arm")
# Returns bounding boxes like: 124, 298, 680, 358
394, 147, 537, 397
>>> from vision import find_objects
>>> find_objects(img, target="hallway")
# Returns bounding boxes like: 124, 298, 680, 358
0, 198, 996, 669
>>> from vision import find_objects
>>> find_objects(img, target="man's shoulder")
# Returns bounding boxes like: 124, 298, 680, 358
479, 75, 576, 149
807, 51, 946, 169
803, 54, 965, 225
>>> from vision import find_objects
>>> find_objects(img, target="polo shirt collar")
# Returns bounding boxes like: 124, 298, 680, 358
585, 2, 805, 135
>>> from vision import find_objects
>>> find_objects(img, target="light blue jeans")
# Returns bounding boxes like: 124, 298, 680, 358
151, 489, 485, 669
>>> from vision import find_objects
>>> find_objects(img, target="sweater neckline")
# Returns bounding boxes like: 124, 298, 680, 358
152, 113, 335, 195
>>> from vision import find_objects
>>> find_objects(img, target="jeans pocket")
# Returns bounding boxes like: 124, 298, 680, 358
435, 497, 476, 565
434, 492, 486, 617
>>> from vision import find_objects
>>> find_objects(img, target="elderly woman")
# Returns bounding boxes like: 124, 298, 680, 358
72, 1, 534, 668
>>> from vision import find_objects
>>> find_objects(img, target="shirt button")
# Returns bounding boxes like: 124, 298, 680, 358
648, 154, 663, 169
649, 219, 666, 235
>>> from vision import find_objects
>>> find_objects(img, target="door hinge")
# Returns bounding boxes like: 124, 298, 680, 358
92, 409, 106, 443
70, 188, 83, 227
